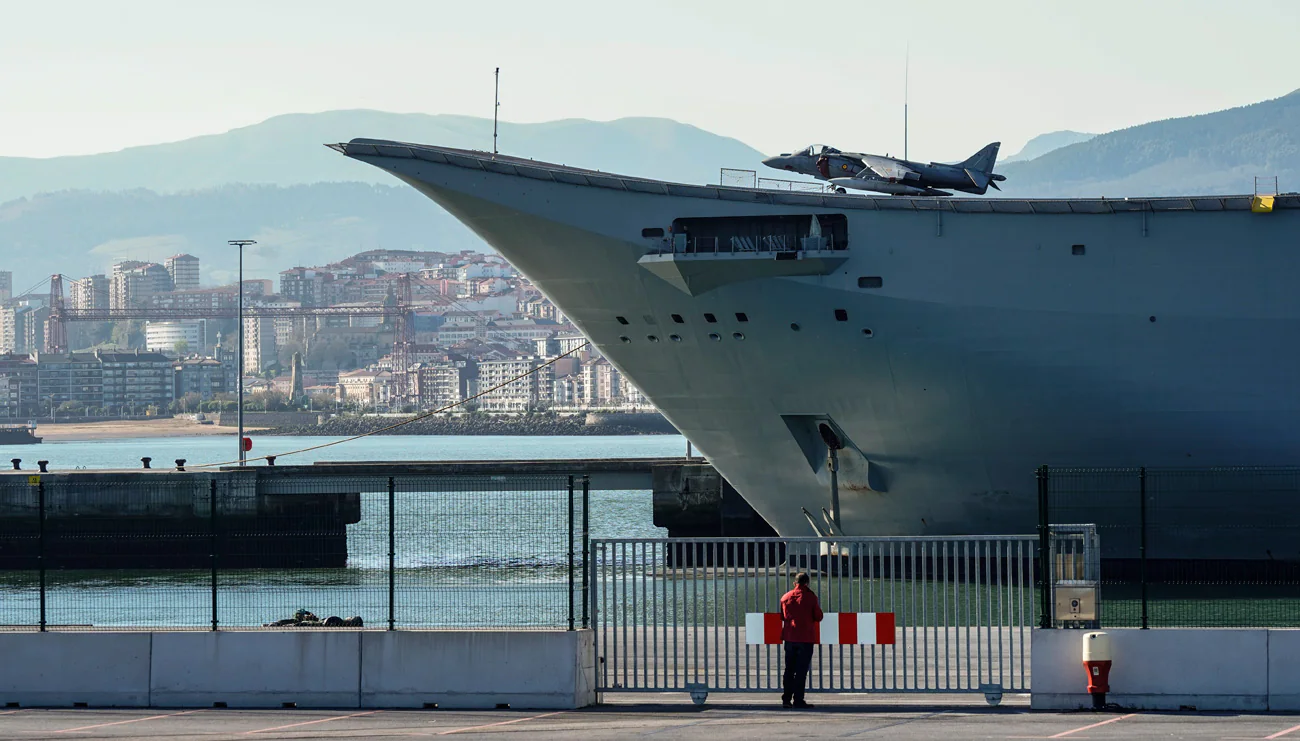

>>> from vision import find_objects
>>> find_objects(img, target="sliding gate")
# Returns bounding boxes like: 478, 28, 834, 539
591, 536, 1038, 704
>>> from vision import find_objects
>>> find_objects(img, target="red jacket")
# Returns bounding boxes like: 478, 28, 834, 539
780, 584, 823, 643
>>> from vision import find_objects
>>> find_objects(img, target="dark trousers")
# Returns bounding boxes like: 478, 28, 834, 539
782, 641, 814, 703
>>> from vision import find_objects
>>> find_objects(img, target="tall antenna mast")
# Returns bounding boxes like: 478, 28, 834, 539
904, 44, 909, 161
493, 67, 500, 155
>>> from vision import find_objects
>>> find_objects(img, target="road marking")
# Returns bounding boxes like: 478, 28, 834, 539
438, 711, 565, 735
1267, 724, 1300, 739
1049, 713, 1137, 738
54, 709, 205, 733
841, 710, 949, 737
245, 710, 381, 734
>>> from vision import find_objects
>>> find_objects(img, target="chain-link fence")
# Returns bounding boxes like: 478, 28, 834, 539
1037, 465, 1300, 627
0, 473, 589, 631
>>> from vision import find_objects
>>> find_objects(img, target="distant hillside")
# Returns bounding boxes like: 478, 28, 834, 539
0, 183, 478, 287
1003, 131, 1096, 163
0, 111, 767, 203
999, 90, 1300, 197
0, 111, 768, 288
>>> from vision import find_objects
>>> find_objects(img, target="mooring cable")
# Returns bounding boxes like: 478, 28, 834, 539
187, 340, 590, 469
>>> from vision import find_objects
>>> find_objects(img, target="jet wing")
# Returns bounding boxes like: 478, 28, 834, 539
858, 155, 917, 182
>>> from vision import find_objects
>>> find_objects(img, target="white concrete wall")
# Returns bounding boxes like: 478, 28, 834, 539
1269, 630, 1300, 711
1032, 628, 1300, 711
0, 633, 152, 707
361, 630, 596, 709
0, 630, 595, 709
150, 632, 363, 708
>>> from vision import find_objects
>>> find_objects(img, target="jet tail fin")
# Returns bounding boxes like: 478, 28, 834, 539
958, 142, 1001, 174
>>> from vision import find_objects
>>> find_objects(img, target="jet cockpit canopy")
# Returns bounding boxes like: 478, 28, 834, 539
793, 144, 841, 157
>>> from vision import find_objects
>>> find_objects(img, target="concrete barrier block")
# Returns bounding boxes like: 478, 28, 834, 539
361, 630, 594, 709
150, 631, 360, 708
0, 633, 151, 707
1032, 628, 1268, 711
1269, 629, 1300, 710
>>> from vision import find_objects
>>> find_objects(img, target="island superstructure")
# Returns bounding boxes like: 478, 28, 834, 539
331, 138, 1299, 559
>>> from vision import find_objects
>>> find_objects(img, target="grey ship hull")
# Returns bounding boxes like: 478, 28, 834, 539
333, 139, 1300, 561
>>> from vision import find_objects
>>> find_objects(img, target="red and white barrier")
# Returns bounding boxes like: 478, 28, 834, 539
744, 612, 895, 645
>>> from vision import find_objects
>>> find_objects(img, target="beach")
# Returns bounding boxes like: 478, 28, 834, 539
37, 418, 268, 442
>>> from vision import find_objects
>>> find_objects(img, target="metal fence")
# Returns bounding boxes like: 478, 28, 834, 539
591, 536, 1038, 704
0, 474, 589, 631
1038, 465, 1300, 628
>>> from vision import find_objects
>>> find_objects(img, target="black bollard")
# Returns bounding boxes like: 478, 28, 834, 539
10, 459, 19, 471
175, 459, 186, 472
36, 461, 48, 473
266, 456, 276, 466
141, 457, 152, 470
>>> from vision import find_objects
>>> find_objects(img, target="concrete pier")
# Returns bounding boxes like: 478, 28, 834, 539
0, 457, 771, 570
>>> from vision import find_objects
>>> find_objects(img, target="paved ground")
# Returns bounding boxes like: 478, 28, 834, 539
3, 695, 1300, 739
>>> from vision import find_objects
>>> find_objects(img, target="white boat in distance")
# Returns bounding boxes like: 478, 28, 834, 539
331, 139, 1300, 561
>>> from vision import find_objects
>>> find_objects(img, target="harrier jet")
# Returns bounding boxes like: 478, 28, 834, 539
762, 143, 1006, 197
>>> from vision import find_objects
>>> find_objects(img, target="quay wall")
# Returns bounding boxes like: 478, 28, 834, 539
0, 630, 596, 710
1032, 628, 1300, 711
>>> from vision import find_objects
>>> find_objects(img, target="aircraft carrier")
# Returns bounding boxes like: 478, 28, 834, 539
331, 138, 1300, 561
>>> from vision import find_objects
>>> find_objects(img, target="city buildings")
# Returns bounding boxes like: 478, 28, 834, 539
98, 350, 175, 410
110, 261, 171, 309
0, 354, 38, 418
145, 320, 206, 355
70, 274, 109, 311
174, 357, 234, 400
0, 271, 11, 303
0, 247, 658, 415
34, 352, 103, 409
164, 254, 200, 291
475, 356, 554, 412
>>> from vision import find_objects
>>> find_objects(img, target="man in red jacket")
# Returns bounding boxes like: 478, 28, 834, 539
780, 572, 823, 708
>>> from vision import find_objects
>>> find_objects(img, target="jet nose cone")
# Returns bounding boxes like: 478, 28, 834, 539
761, 156, 781, 169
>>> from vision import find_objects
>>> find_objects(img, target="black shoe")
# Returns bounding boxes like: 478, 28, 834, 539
792, 701, 814, 709
782, 701, 792, 708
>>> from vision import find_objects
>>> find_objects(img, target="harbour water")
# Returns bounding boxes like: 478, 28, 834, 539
0, 434, 685, 629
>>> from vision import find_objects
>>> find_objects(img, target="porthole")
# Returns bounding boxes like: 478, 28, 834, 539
834, 309, 848, 322
1072, 244, 1086, 256
669, 334, 682, 342
790, 323, 801, 331
861, 328, 874, 338
858, 276, 883, 289
735, 312, 749, 322
1149, 316, 1157, 323
642, 227, 665, 238
647, 335, 660, 342
619, 336, 631, 343
733, 332, 745, 341
671, 314, 684, 324
708, 333, 721, 342
704, 313, 717, 323
616, 316, 629, 325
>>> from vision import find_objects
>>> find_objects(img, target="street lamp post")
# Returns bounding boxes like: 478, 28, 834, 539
229, 239, 256, 465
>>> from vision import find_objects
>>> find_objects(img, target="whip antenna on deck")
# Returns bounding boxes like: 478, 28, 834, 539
493, 67, 500, 155
904, 44, 909, 161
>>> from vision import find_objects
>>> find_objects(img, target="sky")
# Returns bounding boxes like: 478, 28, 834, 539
3, 0, 1300, 161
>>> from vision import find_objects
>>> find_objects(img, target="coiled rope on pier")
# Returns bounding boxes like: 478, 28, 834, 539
188, 341, 590, 469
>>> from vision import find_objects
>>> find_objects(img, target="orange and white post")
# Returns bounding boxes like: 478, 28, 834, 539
1082, 631, 1112, 709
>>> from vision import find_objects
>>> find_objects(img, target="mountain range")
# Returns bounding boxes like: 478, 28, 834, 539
2, 90, 1297, 289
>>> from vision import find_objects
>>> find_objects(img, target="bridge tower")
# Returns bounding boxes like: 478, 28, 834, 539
45, 274, 68, 354
391, 274, 415, 405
